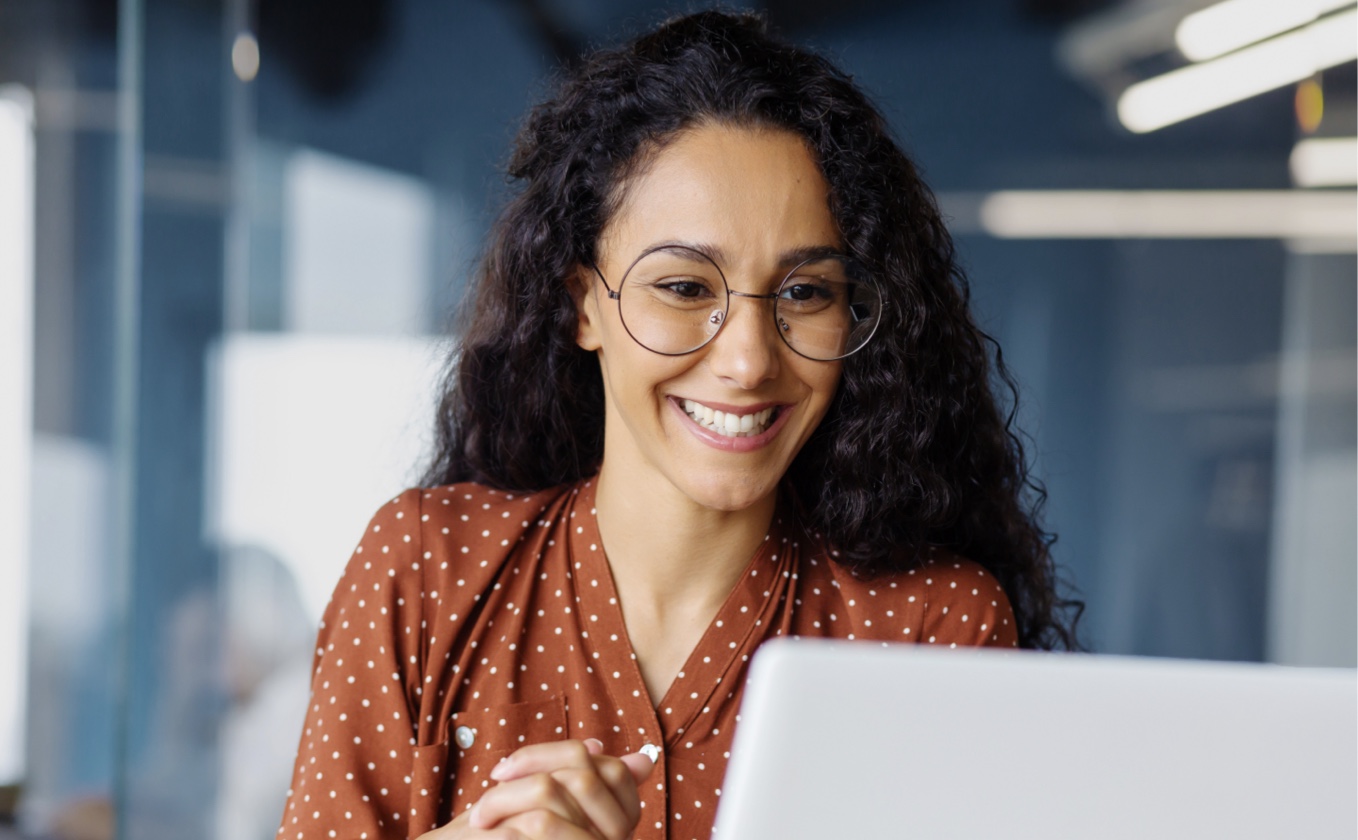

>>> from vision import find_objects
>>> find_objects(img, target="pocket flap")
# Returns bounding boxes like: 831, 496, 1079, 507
449, 695, 568, 759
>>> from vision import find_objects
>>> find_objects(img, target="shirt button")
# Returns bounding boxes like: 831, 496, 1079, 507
455, 726, 476, 749
639, 743, 661, 762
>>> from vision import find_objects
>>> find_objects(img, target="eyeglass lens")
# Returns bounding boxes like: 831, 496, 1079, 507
615, 246, 881, 361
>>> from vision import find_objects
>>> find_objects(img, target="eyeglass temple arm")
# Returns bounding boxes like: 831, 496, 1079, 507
585, 260, 622, 299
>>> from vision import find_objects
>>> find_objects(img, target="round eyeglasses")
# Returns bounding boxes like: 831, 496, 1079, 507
589, 245, 883, 361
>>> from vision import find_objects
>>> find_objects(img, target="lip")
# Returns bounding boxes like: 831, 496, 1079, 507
667, 396, 794, 453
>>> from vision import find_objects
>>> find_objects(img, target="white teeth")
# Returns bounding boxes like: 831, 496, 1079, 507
680, 399, 778, 438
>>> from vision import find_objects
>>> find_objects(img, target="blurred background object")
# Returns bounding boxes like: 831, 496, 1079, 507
0, 0, 1353, 837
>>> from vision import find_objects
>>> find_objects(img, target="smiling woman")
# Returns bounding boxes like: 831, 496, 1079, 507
278, 10, 1080, 840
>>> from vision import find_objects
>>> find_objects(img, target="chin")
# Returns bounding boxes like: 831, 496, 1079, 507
676, 469, 780, 512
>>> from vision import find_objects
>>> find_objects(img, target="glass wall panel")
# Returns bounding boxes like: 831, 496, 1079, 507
1, 1, 124, 837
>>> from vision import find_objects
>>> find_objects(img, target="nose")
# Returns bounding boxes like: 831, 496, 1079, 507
705, 294, 780, 389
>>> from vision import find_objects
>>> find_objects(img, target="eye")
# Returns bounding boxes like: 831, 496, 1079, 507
657, 279, 715, 299
780, 282, 834, 302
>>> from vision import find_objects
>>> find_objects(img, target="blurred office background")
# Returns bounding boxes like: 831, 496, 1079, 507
0, 0, 1354, 837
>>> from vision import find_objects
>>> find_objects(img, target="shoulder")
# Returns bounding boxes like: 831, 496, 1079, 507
910, 551, 1018, 648
380, 480, 579, 550
336, 481, 574, 601
418, 481, 571, 526
329, 486, 425, 596
817, 547, 1018, 648
319, 479, 579, 660
402, 480, 576, 567
912, 551, 1008, 607
411, 479, 579, 591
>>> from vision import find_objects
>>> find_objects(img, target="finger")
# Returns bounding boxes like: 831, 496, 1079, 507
415, 811, 528, 840
547, 762, 636, 840
619, 751, 655, 785
583, 753, 647, 825
583, 738, 604, 756
469, 773, 592, 834
557, 751, 654, 839
503, 809, 599, 840
492, 740, 595, 782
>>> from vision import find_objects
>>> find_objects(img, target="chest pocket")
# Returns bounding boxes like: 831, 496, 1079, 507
448, 695, 569, 816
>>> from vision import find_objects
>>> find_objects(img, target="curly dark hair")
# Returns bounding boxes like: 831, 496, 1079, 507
423, 10, 1082, 650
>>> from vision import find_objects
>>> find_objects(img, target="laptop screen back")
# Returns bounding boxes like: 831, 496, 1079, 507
712, 639, 1356, 839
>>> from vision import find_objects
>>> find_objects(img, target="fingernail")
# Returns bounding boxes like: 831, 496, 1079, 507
490, 756, 510, 780
469, 803, 482, 826
584, 738, 604, 752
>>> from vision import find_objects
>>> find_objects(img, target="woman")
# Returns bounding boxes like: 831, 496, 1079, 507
279, 10, 1078, 840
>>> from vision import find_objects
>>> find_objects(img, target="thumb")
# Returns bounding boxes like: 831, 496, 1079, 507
620, 750, 656, 784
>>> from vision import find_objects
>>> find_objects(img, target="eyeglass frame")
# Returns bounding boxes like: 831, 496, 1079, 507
584, 244, 883, 362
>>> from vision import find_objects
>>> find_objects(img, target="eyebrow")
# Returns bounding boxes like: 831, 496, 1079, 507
642, 239, 846, 269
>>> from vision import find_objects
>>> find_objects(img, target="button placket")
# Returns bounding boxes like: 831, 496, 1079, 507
566, 482, 666, 745
640, 748, 667, 840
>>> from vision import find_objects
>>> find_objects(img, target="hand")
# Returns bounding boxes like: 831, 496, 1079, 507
415, 739, 655, 840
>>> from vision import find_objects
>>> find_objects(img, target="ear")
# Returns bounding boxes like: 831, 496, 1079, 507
571, 265, 604, 352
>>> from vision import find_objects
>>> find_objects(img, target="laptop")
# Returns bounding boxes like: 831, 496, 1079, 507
712, 639, 1357, 839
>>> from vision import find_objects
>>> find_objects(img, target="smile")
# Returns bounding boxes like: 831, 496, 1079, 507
681, 399, 780, 438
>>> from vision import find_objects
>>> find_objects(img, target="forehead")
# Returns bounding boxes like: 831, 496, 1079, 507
597, 123, 840, 272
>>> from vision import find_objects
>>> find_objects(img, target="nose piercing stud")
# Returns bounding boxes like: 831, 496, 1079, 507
709, 311, 724, 325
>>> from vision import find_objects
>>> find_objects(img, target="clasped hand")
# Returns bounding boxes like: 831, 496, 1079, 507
416, 738, 656, 840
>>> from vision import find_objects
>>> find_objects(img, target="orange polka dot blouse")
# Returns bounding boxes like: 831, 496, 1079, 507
279, 478, 1018, 840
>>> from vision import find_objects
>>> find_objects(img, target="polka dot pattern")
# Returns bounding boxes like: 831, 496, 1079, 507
279, 479, 1018, 840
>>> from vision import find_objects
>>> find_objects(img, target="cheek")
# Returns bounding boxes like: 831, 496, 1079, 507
802, 362, 843, 412
596, 336, 690, 408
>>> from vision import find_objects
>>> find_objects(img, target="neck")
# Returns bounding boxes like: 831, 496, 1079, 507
593, 463, 777, 623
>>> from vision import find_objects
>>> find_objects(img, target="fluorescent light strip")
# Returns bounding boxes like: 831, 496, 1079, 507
1176, 0, 1355, 62
1119, 9, 1358, 134
1290, 137, 1358, 187
979, 190, 1358, 240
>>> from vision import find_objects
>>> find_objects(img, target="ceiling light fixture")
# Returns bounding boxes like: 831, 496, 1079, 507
1176, 0, 1354, 62
1119, 8, 1358, 133
1290, 137, 1358, 187
978, 190, 1357, 242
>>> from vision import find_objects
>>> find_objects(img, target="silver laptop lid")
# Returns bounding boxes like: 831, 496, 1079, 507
713, 638, 1357, 839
